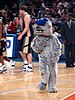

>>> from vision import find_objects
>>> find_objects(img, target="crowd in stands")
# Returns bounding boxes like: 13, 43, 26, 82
0, 0, 75, 35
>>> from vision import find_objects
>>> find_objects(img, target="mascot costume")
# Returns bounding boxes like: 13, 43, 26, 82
31, 17, 62, 93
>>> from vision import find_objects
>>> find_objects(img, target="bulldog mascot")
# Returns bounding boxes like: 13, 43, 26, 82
31, 17, 62, 93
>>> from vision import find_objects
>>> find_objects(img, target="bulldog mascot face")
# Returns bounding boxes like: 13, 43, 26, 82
31, 18, 53, 53
31, 17, 62, 93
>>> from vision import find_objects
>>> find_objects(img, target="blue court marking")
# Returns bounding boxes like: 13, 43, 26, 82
0, 85, 37, 95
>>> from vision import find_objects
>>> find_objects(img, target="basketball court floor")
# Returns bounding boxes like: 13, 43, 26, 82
0, 60, 75, 100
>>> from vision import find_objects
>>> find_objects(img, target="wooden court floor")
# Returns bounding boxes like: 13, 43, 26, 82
0, 62, 75, 100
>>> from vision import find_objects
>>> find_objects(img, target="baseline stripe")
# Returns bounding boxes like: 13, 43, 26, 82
61, 92, 75, 100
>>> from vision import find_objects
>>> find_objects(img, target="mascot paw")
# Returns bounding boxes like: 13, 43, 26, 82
51, 56, 59, 63
48, 87, 58, 93
37, 82, 47, 90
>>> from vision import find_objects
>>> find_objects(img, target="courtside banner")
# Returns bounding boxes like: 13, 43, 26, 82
6, 37, 13, 57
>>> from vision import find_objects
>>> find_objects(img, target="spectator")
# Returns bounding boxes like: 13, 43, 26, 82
68, 0, 75, 13
58, 5, 64, 16
57, 0, 68, 8
53, 16, 61, 33
61, 13, 75, 67
7, 18, 16, 33
46, 13, 55, 24
60, 13, 66, 23
72, 7, 75, 20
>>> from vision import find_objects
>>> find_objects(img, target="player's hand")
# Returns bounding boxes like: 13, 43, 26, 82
18, 34, 22, 40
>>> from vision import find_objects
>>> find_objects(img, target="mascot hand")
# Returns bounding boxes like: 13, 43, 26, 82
51, 56, 59, 63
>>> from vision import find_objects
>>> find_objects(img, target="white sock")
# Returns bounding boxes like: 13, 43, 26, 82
24, 60, 28, 65
28, 64, 32, 68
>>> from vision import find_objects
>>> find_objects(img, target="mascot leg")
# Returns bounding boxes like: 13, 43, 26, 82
37, 54, 49, 90
37, 43, 58, 93
48, 62, 58, 93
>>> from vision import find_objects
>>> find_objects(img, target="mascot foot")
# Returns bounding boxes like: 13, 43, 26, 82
48, 87, 58, 93
37, 82, 47, 90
